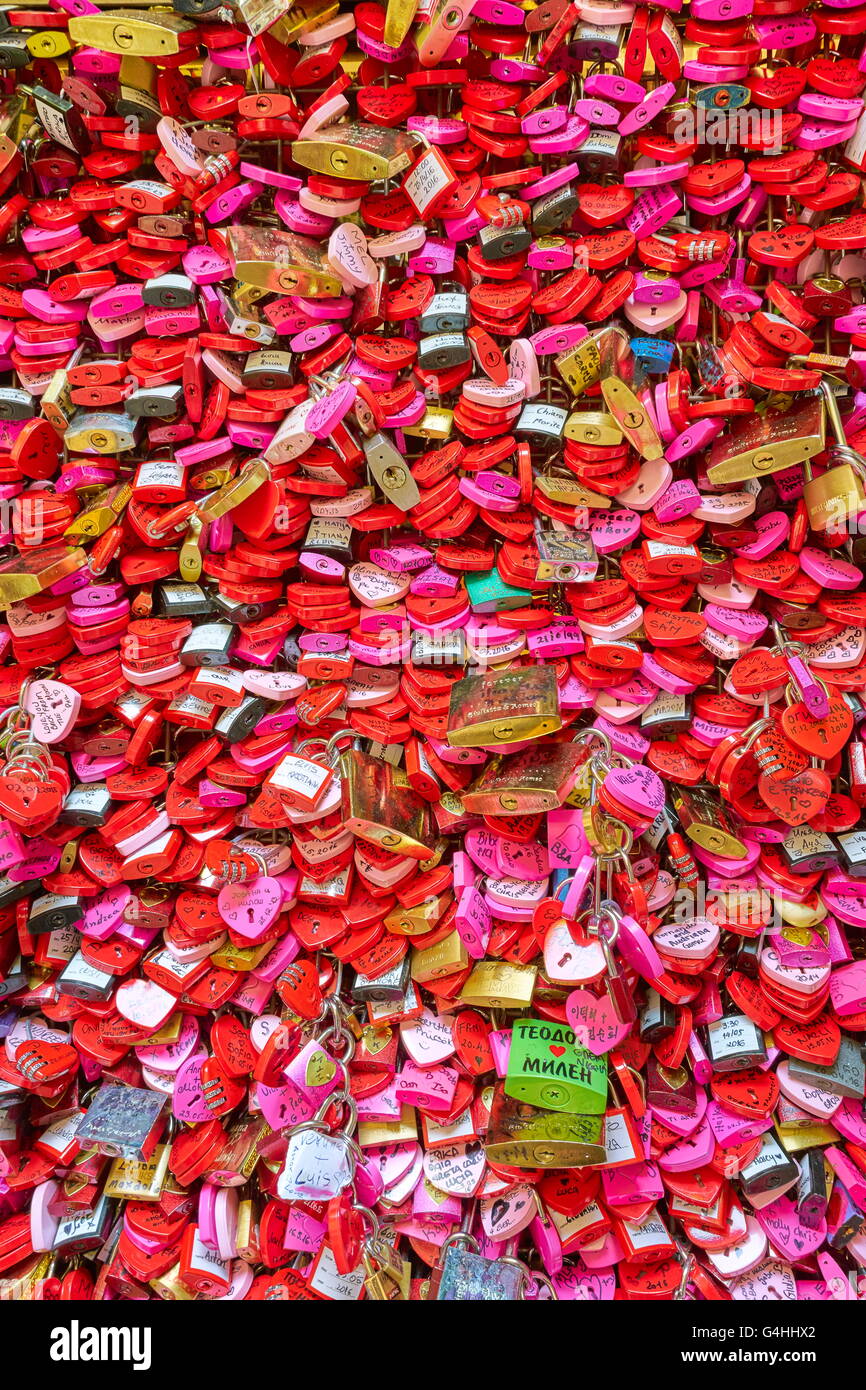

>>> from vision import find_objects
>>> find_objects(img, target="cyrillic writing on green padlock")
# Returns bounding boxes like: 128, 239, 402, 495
505, 1018, 607, 1114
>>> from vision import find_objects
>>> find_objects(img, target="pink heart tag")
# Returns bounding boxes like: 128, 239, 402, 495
115, 978, 176, 1031
776, 1060, 842, 1118
455, 886, 491, 960
603, 765, 664, 815
566, 988, 632, 1055
481, 1184, 535, 1240
217, 876, 283, 940
328, 222, 376, 288
348, 562, 409, 607
756, 1193, 827, 1263
554, 1266, 616, 1301
399, 1008, 455, 1066
25, 679, 81, 744
135, 1013, 200, 1074
172, 1054, 216, 1123
366, 1142, 420, 1192
256, 1079, 314, 1132
82, 884, 132, 940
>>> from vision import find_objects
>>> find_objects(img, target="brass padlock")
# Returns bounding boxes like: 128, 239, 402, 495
803, 380, 866, 531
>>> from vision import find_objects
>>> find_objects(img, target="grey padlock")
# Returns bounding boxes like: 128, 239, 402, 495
126, 384, 184, 418
576, 126, 623, 175
60, 783, 114, 829
420, 289, 469, 334
704, 1012, 767, 1072
641, 691, 692, 733
211, 591, 280, 626
739, 1132, 798, 1196
477, 222, 532, 262
352, 956, 411, 1004
33, 85, 90, 153
0, 955, 27, 1001
53, 1194, 114, 1254
0, 33, 34, 65
417, 333, 470, 371
788, 1035, 865, 1099
156, 581, 213, 618
797, 1150, 830, 1230
28, 893, 84, 936
838, 829, 866, 878
0, 387, 34, 421
303, 517, 353, 559
115, 84, 161, 131
570, 21, 624, 60
639, 988, 676, 1042
780, 825, 839, 875
733, 933, 762, 978
363, 432, 420, 512
411, 630, 467, 667
57, 950, 115, 1002
283, 635, 302, 670
180, 621, 235, 668
242, 350, 295, 390
532, 186, 579, 236
215, 695, 266, 744
0, 876, 39, 910
221, 294, 275, 346
142, 273, 195, 309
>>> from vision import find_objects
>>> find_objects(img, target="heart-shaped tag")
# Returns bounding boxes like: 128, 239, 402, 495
544, 922, 606, 985
481, 1185, 535, 1241
256, 1079, 313, 1132
356, 84, 416, 127
730, 1258, 797, 1301
566, 989, 632, 1055
172, 1054, 215, 1123
579, 230, 635, 271
400, 1009, 455, 1066
0, 772, 60, 828
776, 1060, 842, 1118
217, 876, 283, 941
115, 978, 176, 1032
276, 959, 322, 1021
422, 1140, 486, 1198
756, 1193, 826, 1263
305, 1051, 336, 1088
232, 478, 280, 542
577, 182, 634, 227
25, 680, 81, 744
774, 1015, 841, 1067
710, 1068, 779, 1119
708, 1215, 768, 1279
748, 224, 814, 267
781, 696, 853, 758
758, 767, 831, 827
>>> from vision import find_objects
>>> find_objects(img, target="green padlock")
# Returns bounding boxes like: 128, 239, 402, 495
464, 569, 531, 614
505, 1018, 607, 1115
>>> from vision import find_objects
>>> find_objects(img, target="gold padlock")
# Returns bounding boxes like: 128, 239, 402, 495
803, 380, 866, 531
707, 396, 825, 485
